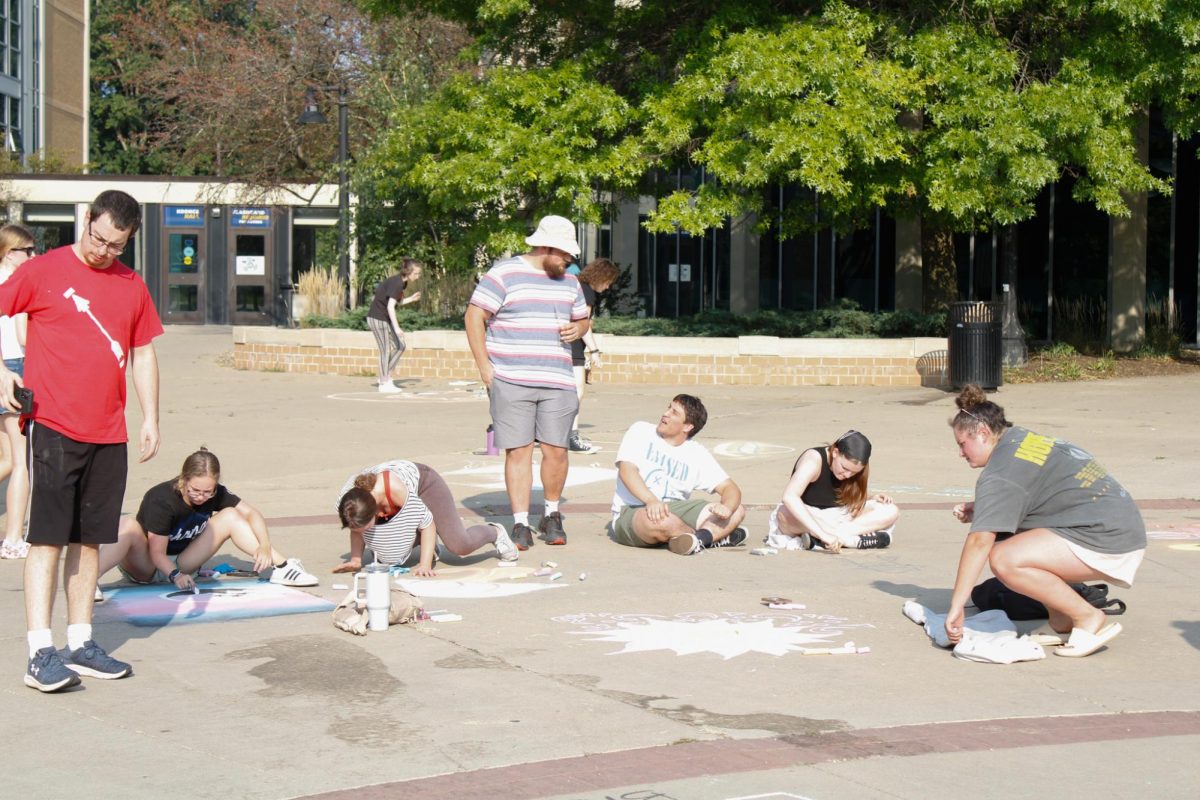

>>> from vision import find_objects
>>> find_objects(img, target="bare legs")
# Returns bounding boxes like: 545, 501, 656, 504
632, 501, 747, 546
989, 528, 1110, 634
1, 413, 29, 551
775, 501, 899, 548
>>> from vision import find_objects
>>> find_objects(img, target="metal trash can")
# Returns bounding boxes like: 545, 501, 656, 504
948, 301, 1004, 389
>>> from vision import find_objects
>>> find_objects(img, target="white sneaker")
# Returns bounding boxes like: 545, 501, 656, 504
269, 558, 319, 587
489, 522, 519, 562
378, 382, 402, 393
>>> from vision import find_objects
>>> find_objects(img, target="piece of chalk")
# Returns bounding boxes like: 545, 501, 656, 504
542, 560, 558, 568
429, 612, 462, 622
548, 571, 563, 581
533, 567, 554, 577
750, 547, 778, 556
578, 572, 587, 581
496, 560, 517, 567
332, 583, 348, 590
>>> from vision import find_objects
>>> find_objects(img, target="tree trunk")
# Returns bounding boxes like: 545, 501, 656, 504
920, 221, 957, 313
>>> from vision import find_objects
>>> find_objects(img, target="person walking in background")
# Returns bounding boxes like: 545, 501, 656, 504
465, 215, 589, 549
0, 190, 162, 692
0, 224, 36, 560
367, 258, 422, 393
568, 258, 620, 454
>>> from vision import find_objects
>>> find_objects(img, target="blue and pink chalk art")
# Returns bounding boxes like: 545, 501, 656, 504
94, 578, 334, 627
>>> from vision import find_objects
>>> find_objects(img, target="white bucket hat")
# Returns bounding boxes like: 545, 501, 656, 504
525, 215, 580, 257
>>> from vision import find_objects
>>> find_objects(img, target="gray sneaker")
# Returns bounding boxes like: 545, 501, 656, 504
59, 640, 132, 680
25, 647, 82, 692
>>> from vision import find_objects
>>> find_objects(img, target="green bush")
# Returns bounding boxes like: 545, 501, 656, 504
300, 303, 946, 338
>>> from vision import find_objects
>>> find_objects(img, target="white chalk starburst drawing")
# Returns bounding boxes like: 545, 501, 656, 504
555, 612, 874, 660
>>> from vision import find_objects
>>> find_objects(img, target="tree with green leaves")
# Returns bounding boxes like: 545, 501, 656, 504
359, 0, 1199, 311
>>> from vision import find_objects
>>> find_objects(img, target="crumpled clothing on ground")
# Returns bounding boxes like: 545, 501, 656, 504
902, 600, 1045, 663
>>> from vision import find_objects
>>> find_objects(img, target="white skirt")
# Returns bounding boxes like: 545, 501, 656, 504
1064, 541, 1144, 588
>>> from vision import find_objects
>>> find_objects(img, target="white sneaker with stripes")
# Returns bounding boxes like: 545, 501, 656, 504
269, 558, 319, 587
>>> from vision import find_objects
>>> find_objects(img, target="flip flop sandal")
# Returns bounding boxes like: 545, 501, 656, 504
1030, 633, 1068, 647
1055, 622, 1122, 658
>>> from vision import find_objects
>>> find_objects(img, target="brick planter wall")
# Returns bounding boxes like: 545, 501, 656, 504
232, 327, 950, 388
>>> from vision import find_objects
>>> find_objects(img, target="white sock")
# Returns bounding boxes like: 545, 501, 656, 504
67, 624, 93, 652
28, 629, 54, 657
513, 512, 529, 526
545, 499, 560, 516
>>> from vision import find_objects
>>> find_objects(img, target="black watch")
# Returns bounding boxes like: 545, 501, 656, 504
168, 568, 181, 582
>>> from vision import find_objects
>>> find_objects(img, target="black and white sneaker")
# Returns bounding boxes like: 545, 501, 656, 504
857, 531, 892, 550
708, 528, 748, 548
567, 432, 598, 453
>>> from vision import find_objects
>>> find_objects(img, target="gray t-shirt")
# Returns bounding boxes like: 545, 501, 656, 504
970, 426, 1145, 554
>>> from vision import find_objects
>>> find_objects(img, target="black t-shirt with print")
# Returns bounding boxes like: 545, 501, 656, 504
136, 480, 242, 556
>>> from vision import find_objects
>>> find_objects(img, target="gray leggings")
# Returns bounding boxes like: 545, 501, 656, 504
415, 464, 496, 555
367, 316, 406, 379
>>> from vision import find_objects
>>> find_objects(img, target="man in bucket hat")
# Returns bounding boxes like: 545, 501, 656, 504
465, 216, 590, 548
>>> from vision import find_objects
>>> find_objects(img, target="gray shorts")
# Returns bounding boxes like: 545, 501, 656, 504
489, 378, 578, 449
610, 498, 711, 547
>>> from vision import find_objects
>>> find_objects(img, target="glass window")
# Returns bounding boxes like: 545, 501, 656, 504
168, 286, 198, 313
236, 286, 265, 312
169, 233, 200, 273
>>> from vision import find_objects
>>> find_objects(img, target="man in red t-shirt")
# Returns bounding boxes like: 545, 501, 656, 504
0, 190, 163, 692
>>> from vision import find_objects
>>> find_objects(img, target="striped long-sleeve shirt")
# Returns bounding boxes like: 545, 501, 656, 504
468, 255, 588, 390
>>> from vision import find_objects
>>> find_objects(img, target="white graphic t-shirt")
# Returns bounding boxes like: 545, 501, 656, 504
610, 421, 728, 519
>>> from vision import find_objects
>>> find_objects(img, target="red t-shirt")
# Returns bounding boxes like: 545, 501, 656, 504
0, 245, 164, 443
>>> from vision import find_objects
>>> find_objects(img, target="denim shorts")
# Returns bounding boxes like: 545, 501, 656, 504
3, 357, 23, 378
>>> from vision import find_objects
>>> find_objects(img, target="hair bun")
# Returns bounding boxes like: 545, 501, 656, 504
955, 384, 987, 410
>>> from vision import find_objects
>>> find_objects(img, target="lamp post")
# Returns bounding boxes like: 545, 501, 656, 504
299, 85, 350, 305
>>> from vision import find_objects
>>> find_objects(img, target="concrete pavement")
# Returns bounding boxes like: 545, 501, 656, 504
1, 326, 1197, 799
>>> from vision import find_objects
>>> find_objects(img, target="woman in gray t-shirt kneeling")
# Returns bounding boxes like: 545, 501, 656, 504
945, 385, 1145, 658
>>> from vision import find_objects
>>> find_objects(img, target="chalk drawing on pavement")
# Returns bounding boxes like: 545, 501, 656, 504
554, 611, 873, 660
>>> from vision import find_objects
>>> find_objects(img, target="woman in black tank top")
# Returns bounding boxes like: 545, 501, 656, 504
768, 430, 899, 552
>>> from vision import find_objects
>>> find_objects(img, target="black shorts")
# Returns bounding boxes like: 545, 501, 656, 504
27, 423, 127, 546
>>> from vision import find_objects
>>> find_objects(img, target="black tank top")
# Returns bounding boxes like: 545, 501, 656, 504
793, 447, 842, 509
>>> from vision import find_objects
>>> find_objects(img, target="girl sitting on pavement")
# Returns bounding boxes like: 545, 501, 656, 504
766, 430, 898, 552
96, 448, 318, 595
333, 460, 518, 576
944, 385, 1145, 657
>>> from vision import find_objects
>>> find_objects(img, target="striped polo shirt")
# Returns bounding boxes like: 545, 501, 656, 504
335, 461, 433, 566
469, 255, 588, 390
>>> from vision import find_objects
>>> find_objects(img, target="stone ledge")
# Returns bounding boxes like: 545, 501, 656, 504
232, 327, 950, 388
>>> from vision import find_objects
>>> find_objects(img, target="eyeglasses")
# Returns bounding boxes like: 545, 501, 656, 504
10, 246, 35, 256
184, 484, 217, 499
87, 222, 129, 255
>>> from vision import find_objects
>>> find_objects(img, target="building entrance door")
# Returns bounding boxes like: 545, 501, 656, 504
228, 208, 273, 325
161, 206, 206, 324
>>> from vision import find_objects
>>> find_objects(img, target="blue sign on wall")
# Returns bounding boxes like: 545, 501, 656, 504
164, 206, 205, 227
231, 208, 271, 228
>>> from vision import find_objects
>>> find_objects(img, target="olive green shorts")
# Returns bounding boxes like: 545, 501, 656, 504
610, 498, 711, 547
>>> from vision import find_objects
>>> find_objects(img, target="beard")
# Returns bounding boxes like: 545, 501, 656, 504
543, 254, 568, 278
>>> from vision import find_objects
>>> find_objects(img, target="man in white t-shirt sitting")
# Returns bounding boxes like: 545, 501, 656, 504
610, 394, 747, 555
